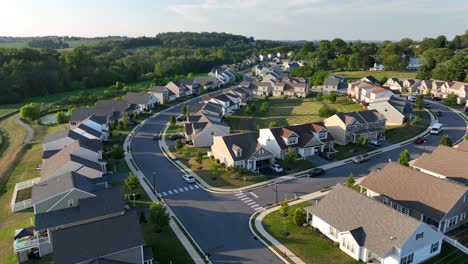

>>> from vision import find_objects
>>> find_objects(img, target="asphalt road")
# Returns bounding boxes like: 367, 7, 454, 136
130, 96, 467, 264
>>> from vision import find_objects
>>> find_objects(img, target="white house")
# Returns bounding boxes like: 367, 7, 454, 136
305, 184, 444, 264
209, 94, 239, 114
124, 92, 157, 111
370, 63, 385, 71
407, 58, 423, 70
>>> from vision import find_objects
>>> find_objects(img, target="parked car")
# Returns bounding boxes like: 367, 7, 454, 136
129, 119, 138, 126
351, 154, 370, 163
307, 168, 325, 177
170, 134, 185, 140
408, 95, 417, 102
431, 96, 442, 101
436, 111, 442, 116
153, 134, 159, 140
269, 163, 283, 173
414, 137, 428, 144
424, 102, 431, 108
368, 139, 381, 147
318, 151, 334, 160
182, 174, 195, 183
176, 115, 185, 122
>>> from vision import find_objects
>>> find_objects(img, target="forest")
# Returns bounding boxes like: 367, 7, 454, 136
0, 31, 466, 104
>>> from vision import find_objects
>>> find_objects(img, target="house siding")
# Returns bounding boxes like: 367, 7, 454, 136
323, 115, 347, 145
440, 192, 468, 233
211, 137, 235, 167
192, 125, 230, 148
400, 224, 444, 263
258, 129, 282, 159
368, 101, 405, 125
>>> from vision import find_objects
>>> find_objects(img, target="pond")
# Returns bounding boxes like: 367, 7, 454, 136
39, 111, 68, 125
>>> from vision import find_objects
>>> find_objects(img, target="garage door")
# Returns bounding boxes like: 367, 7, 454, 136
303, 147, 313, 157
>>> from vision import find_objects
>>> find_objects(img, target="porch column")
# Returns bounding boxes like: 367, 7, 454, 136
306, 210, 310, 223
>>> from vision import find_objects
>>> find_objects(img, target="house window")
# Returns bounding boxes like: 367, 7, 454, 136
288, 137, 298, 145
464, 195, 468, 202
416, 232, 424, 240
401, 253, 414, 264
259, 150, 264, 154
342, 237, 355, 253
319, 132, 327, 139
460, 212, 466, 222
447, 216, 458, 228
68, 199, 74, 207
430, 242, 439, 253
383, 197, 389, 205
329, 226, 338, 238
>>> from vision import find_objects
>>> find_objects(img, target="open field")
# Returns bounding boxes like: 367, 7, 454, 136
0, 42, 29, 49
422, 242, 468, 264
262, 202, 361, 264
336, 71, 417, 82
0, 104, 22, 119
225, 97, 363, 132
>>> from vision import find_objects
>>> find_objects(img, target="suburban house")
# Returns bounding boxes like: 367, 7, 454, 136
184, 113, 230, 147
72, 116, 110, 141
209, 93, 239, 114
281, 74, 310, 87
195, 76, 222, 90
360, 76, 380, 85
360, 163, 468, 233
383, 78, 421, 93
95, 99, 140, 115
271, 82, 308, 98
258, 122, 334, 159
42, 139, 104, 168
251, 82, 272, 97
323, 74, 347, 95
407, 57, 423, 70
211, 133, 275, 172
455, 140, 468, 152
165, 80, 197, 97
411, 145, 468, 185
418, 80, 446, 97
440, 81, 468, 104
305, 184, 444, 264
368, 96, 413, 125
324, 110, 386, 145
149, 85, 176, 104
348, 81, 394, 104
370, 63, 384, 71
69, 107, 117, 126
43, 130, 102, 155
193, 101, 224, 121
283, 61, 300, 72
228, 86, 253, 105
209, 65, 236, 84
124, 92, 157, 111
263, 73, 279, 84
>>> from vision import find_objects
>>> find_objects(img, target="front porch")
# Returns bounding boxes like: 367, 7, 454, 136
14, 227, 52, 263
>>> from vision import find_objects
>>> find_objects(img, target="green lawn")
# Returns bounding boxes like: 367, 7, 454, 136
165, 125, 184, 139
423, 242, 468, 264
276, 159, 315, 174
385, 110, 430, 144
333, 144, 376, 160
0, 104, 22, 119
225, 97, 363, 132
336, 71, 417, 82
262, 202, 361, 264
0, 42, 29, 49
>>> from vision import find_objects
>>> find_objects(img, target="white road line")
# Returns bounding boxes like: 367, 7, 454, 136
243, 199, 253, 203
254, 207, 264, 211
194, 185, 200, 189
240, 197, 250, 201
184, 187, 189, 191
251, 204, 261, 208
173, 189, 178, 193
162, 192, 168, 196
237, 194, 246, 199
235, 193, 244, 197
189, 186, 194, 190
168, 190, 173, 195
247, 201, 256, 206
178, 188, 184, 192
249, 192, 259, 198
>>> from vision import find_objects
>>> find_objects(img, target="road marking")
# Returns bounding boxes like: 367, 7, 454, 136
243, 199, 253, 203
194, 185, 200, 189
189, 186, 194, 190
173, 189, 178, 193
237, 194, 246, 198
240, 197, 250, 201
251, 204, 260, 208
247, 201, 256, 206
168, 190, 173, 195
162, 192, 168, 196
178, 188, 184, 192
235, 193, 244, 197
184, 187, 189, 191
254, 207, 264, 211
249, 192, 259, 198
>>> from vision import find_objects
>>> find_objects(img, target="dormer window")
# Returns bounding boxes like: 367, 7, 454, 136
236, 149, 242, 157
287, 137, 298, 145
319, 132, 327, 140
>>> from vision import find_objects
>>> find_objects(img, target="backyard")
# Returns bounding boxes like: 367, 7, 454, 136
336, 70, 417, 82
225, 96, 363, 132
262, 202, 361, 264
422, 242, 468, 264
385, 110, 431, 144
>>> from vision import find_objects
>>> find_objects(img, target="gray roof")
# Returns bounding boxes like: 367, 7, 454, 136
88, 115, 108, 125
124, 92, 152, 105
195, 76, 220, 86
324, 77, 340, 87
35, 186, 124, 230
150, 86, 167, 93
52, 213, 143, 264
77, 123, 103, 138
386, 96, 413, 114
218, 132, 274, 161
70, 107, 114, 123
335, 110, 384, 125
305, 184, 423, 257
95, 100, 131, 113
32, 171, 100, 205
44, 131, 103, 150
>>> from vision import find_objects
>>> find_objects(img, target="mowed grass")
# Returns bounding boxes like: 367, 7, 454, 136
423, 242, 468, 264
0, 42, 29, 48
336, 71, 417, 82
0, 104, 22, 119
262, 202, 360, 264
226, 97, 363, 132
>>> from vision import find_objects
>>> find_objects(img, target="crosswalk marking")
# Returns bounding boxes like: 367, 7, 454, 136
254, 207, 264, 211
237, 194, 246, 198
240, 197, 250, 201
249, 192, 259, 198
194, 185, 200, 189
243, 199, 253, 203
168, 190, 173, 195
162, 192, 168, 196
160, 184, 201, 198
235, 193, 244, 197
178, 188, 184, 192
173, 189, 179, 193
189, 186, 194, 190
247, 201, 256, 206
184, 187, 189, 191
233, 192, 264, 211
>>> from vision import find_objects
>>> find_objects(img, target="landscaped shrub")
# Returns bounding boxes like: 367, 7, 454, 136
318, 106, 337, 118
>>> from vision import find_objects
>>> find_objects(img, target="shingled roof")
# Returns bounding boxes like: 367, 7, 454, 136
334, 110, 384, 125
305, 184, 425, 257
267, 122, 332, 150
217, 132, 274, 161
124, 92, 153, 105
360, 163, 467, 221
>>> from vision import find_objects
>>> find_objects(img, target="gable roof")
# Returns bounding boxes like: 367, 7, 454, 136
52, 213, 143, 264
44, 130, 102, 150
95, 100, 130, 113
362, 75, 379, 84
70, 107, 115, 123
76, 123, 103, 138
360, 163, 467, 221
216, 132, 274, 161
334, 110, 384, 125
124, 92, 152, 105
266, 122, 332, 150
386, 96, 413, 114
305, 184, 423, 257
455, 141, 468, 152
412, 145, 468, 185
150, 86, 167, 93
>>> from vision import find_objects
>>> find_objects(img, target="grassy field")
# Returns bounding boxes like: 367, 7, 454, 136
225, 97, 363, 132
0, 42, 29, 49
0, 104, 22, 119
385, 110, 430, 144
423, 242, 468, 264
262, 202, 361, 264
336, 71, 417, 82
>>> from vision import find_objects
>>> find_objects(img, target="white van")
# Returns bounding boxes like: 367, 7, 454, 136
430, 123, 443, 135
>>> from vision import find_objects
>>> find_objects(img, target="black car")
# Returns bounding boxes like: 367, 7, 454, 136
318, 151, 334, 160
436, 111, 442, 116
431, 96, 442, 101
153, 134, 159, 140
170, 134, 185, 140
307, 168, 325, 177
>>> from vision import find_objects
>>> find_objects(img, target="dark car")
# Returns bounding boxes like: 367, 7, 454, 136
424, 102, 431, 108
431, 96, 442, 101
307, 168, 325, 177
170, 134, 185, 140
129, 119, 138, 126
436, 111, 442, 116
351, 154, 370, 163
153, 134, 159, 140
318, 151, 334, 160
368, 139, 382, 147
176, 115, 185, 122
414, 137, 428, 144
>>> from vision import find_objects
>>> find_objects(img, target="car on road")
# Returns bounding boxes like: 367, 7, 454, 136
431, 96, 442, 101
351, 153, 370, 163
414, 137, 428, 144
269, 163, 283, 173
153, 134, 159, 140
318, 151, 334, 160
182, 174, 196, 183
430, 123, 443, 135
408, 95, 417, 102
307, 167, 325, 177
170, 134, 185, 140
368, 139, 382, 147
424, 102, 431, 108
436, 111, 442, 116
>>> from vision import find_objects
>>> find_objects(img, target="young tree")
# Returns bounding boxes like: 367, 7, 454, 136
195, 151, 204, 167
401, 86, 409, 93
412, 115, 421, 125
318, 106, 337, 118
122, 114, 130, 128
269, 121, 279, 128
315, 92, 323, 101
125, 173, 139, 193
260, 101, 269, 113
346, 172, 355, 187
284, 147, 298, 164
20, 103, 41, 121
148, 202, 170, 233
327, 93, 337, 103
209, 163, 218, 175
357, 135, 369, 147
175, 139, 183, 150
169, 115, 176, 128
398, 149, 411, 166
182, 144, 191, 156
279, 199, 289, 216
55, 111, 69, 124
244, 105, 253, 115
415, 95, 424, 110
444, 93, 458, 105
292, 208, 306, 226
181, 105, 190, 116
439, 134, 453, 147
111, 144, 125, 159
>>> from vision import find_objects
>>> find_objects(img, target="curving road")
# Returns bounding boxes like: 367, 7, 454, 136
130, 97, 467, 263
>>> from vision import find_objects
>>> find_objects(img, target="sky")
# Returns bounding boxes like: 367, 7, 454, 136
1, 0, 467, 41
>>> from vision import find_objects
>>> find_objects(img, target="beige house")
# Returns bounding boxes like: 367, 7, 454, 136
149, 86, 176, 104
184, 114, 230, 147
368, 96, 413, 125
251, 82, 272, 97
271, 82, 307, 98
211, 133, 275, 172
383, 78, 421, 93
418, 80, 446, 97
440, 81, 468, 104
360, 163, 468, 233
411, 145, 468, 185
348, 81, 393, 104
324, 110, 386, 145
